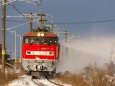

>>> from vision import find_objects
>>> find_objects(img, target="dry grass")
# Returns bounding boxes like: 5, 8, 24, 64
84, 67, 109, 86
0, 63, 24, 86
0, 71, 6, 86
55, 65, 115, 86
0, 71, 18, 86
0, 63, 115, 86
55, 72, 88, 86
16, 63, 24, 75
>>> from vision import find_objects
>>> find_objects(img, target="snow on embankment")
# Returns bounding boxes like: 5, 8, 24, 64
57, 37, 115, 73
8, 75, 72, 86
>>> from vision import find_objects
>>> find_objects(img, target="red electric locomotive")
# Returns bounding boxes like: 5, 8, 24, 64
22, 27, 60, 77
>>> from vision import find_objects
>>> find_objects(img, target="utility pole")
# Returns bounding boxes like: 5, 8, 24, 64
74, 34, 77, 40
19, 35, 22, 62
50, 23, 54, 32
1, 0, 6, 75
14, 31, 17, 64
64, 31, 68, 42
9, 45, 11, 57
30, 12, 32, 32
109, 42, 114, 75
38, 13, 47, 28
64, 31, 68, 55
110, 42, 114, 63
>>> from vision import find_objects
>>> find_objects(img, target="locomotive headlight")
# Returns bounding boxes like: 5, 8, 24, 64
37, 33, 41, 36
37, 33, 44, 36
41, 33, 44, 36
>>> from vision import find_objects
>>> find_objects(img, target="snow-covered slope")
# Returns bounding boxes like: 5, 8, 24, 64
8, 75, 72, 86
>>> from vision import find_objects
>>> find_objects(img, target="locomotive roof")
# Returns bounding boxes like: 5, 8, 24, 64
24, 32, 58, 37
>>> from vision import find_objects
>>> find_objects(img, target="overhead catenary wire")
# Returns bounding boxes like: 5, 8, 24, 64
6, 0, 44, 23
24, 0, 44, 13
8, 3, 22, 15
4, 1, 114, 25
0, 0, 16, 6
53, 19, 115, 25
39, 0, 44, 13
6, 22, 29, 30
6, 18, 39, 30
1, 1, 115, 25
7, 0, 43, 18
0, 1, 115, 25
0, 19, 26, 23
0, 0, 41, 6
0, 19, 115, 24
8, 3, 30, 19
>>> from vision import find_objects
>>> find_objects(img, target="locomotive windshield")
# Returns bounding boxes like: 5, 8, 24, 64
23, 36, 58, 45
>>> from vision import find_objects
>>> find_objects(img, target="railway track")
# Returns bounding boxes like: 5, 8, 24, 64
0, 60, 15, 69
8, 74, 72, 86
31, 78, 47, 86
46, 77, 63, 86
31, 76, 63, 86
0, 60, 19, 74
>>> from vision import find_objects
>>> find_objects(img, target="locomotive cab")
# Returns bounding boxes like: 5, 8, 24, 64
22, 29, 59, 77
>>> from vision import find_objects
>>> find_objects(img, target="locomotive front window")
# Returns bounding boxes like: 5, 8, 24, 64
41, 37, 58, 45
23, 36, 58, 45
25, 38, 28, 43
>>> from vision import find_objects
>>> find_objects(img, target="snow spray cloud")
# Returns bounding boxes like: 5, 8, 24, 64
56, 36, 115, 73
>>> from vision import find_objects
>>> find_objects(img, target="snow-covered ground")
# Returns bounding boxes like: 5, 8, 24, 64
8, 75, 72, 86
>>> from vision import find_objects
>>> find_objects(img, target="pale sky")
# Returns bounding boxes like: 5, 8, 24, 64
0, 0, 115, 56
1, 0, 115, 37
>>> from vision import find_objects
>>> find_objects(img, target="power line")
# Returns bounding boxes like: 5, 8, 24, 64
8, 3, 23, 15
53, 19, 115, 25
7, 1, 43, 19
1, 19, 26, 23
0, 19, 115, 24
33, 0, 44, 13
6, 3, 115, 25
39, 0, 44, 13
9, 3, 23, 15
2, 1, 115, 25
8, 3, 30, 19
0, 18, 25, 23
